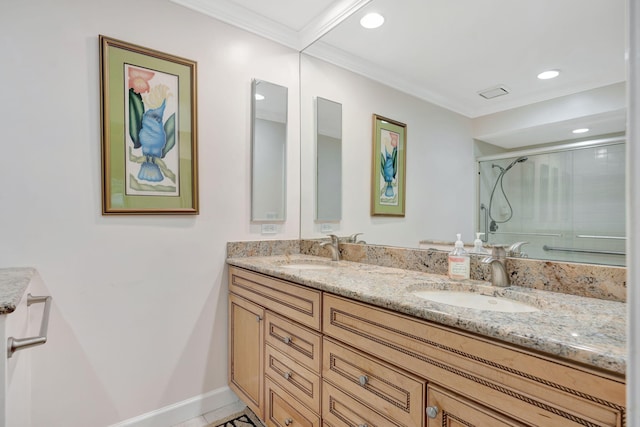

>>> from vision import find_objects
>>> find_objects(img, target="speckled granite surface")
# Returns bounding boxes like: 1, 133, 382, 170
0, 267, 36, 315
226, 253, 626, 375
300, 239, 627, 302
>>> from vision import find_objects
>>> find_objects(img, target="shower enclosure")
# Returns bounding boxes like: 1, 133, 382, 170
477, 137, 626, 266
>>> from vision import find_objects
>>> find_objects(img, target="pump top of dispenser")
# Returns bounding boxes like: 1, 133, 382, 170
450, 234, 467, 255
470, 232, 489, 254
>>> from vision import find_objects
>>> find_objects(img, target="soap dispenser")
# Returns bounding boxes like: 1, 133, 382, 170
448, 234, 470, 280
469, 232, 489, 254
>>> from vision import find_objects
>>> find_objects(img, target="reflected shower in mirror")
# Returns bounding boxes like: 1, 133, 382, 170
478, 137, 626, 266
316, 97, 342, 221
251, 79, 288, 221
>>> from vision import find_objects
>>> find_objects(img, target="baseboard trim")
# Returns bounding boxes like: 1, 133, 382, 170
109, 386, 239, 427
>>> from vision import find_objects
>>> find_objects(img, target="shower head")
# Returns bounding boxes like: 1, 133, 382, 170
504, 156, 528, 172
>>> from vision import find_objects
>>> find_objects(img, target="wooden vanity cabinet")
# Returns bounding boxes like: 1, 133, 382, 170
323, 293, 626, 427
229, 267, 322, 426
229, 266, 626, 427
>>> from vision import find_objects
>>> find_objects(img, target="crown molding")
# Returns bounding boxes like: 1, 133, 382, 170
170, 0, 300, 49
171, 0, 371, 51
303, 41, 477, 117
298, 0, 372, 50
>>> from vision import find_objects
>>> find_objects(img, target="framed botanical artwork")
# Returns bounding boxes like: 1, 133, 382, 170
371, 114, 406, 216
99, 35, 198, 214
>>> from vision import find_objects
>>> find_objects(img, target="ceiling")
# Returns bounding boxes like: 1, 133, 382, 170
171, 0, 627, 147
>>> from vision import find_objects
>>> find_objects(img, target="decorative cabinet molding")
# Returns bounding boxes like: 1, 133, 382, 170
230, 267, 323, 426
228, 293, 264, 419
323, 337, 425, 426
229, 266, 626, 427
228, 266, 321, 329
426, 385, 526, 426
323, 293, 625, 427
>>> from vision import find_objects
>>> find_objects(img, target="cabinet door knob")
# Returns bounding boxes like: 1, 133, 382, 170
358, 375, 369, 386
284, 418, 293, 426
426, 406, 439, 419
284, 372, 292, 380
256, 315, 262, 322
283, 336, 292, 344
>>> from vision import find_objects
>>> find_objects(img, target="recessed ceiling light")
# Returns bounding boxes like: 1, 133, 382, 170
255, 93, 265, 101
537, 70, 560, 80
360, 13, 384, 29
572, 128, 590, 134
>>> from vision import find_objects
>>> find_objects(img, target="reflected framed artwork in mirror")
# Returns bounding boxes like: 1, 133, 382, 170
371, 114, 406, 216
316, 97, 342, 221
99, 35, 198, 214
251, 79, 288, 221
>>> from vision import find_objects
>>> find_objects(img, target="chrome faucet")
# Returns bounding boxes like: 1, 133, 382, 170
482, 245, 510, 287
320, 234, 340, 261
346, 233, 365, 244
507, 241, 529, 258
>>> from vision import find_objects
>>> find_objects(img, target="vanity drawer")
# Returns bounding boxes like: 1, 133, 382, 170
323, 293, 625, 427
322, 380, 403, 427
265, 311, 322, 374
265, 376, 321, 427
426, 385, 526, 427
265, 344, 321, 414
323, 337, 425, 427
229, 266, 322, 330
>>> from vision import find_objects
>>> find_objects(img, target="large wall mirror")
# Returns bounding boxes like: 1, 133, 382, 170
251, 79, 288, 221
316, 97, 342, 221
299, 0, 626, 266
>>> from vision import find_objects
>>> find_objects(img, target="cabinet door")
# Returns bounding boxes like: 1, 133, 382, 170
426, 385, 526, 427
229, 294, 265, 419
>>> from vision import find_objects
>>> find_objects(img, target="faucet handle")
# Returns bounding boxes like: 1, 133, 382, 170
507, 241, 529, 257
326, 234, 339, 244
347, 233, 363, 243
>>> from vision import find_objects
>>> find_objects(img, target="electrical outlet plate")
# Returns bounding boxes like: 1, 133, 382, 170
320, 224, 333, 233
261, 224, 277, 234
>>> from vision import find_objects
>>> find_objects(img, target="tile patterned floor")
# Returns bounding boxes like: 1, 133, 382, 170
171, 401, 246, 427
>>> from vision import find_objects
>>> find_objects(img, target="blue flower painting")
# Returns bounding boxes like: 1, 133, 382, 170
379, 129, 399, 205
125, 65, 178, 195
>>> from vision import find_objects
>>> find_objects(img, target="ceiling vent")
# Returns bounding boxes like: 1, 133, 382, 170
478, 85, 510, 99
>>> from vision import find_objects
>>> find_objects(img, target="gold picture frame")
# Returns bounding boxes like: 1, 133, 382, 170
99, 35, 198, 214
371, 114, 406, 216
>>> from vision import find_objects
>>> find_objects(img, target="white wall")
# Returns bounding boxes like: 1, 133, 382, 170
0, 1, 299, 426
300, 54, 475, 247
628, 0, 640, 423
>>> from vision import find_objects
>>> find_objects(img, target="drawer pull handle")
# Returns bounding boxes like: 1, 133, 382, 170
284, 418, 293, 426
358, 424, 368, 427
284, 372, 292, 380
426, 406, 439, 419
283, 336, 292, 344
359, 375, 369, 386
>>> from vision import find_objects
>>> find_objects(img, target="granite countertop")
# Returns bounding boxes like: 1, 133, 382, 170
0, 267, 36, 315
227, 254, 627, 375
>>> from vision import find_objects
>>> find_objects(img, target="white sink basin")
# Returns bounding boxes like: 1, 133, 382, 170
413, 290, 539, 313
279, 263, 334, 270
